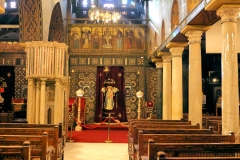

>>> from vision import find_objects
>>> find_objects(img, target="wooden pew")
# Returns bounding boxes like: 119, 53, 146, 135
128, 127, 214, 159
129, 120, 190, 135
129, 121, 193, 142
142, 140, 240, 160
136, 132, 235, 160
0, 126, 63, 160
0, 132, 54, 160
205, 118, 222, 133
151, 152, 240, 160
128, 119, 187, 134
129, 124, 200, 160
0, 141, 31, 160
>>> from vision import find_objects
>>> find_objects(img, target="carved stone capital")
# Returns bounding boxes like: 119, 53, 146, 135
217, 6, 240, 23
28, 79, 35, 86
162, 56, 172, 63
169, 47, 184, 57
155, 62, 163, 69
185, 30, 203, 44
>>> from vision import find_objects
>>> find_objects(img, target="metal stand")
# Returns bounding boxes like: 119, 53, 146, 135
67, 124, 75, 142
67, 110, 75, 142
105, 112, 112, 143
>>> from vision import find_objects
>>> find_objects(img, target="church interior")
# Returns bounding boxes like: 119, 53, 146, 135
0, 0, 240, 159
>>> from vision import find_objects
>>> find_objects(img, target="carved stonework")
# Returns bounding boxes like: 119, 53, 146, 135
0, 42, 25, 52
19, 0, 43, 42
49, 2, 64, 43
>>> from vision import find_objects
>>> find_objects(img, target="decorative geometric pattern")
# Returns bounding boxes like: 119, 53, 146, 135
0, 42, 25, 52
14, 67, 27, 98
5, 58, 12, 65
116, 58, 124, 65
70, 57, 78, 65
103, 58, 112, 65
91, 58, 99, 65
148, 67, 157, 108
137, 57, 145, 65
19, 0, 43, 42
69, 66, 96, 124
124, 66, 145, 119
48, 2, 64, 43
79, 58, 87, 65
70, 56, 147, 66
129, 58, 136, 65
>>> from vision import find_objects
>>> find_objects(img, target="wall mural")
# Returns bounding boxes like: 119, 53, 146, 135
68, 24, 146, 53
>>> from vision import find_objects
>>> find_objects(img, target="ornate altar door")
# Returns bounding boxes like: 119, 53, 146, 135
94, 66, 127, 123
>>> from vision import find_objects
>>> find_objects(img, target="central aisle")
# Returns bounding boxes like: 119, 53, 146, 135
64, 142, 128, 160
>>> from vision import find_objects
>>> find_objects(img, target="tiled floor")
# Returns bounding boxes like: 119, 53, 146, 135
64, 142, 129, 160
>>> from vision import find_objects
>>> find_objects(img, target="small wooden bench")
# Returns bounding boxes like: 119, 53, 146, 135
136, 132, 235, 160
0, 141, 31, 160
142, 140, 240, 160
0, 124, 64, 160
0, 132, 54, 160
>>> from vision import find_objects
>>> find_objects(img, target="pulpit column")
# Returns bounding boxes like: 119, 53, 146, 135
169, 46, 184, 120
162, 55, 172, 120
185, 30, 203, 128
27, 79, 35, 123
40, 78, 47, 124
35, 80, 41, 123
217, 6, 240, 135
59, 84, 64, 123
54, 79, 61, 124
155, 61, 163, 119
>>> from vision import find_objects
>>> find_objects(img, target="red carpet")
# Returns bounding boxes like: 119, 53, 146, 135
67, 124, 129, 143
67, 130, 128, 143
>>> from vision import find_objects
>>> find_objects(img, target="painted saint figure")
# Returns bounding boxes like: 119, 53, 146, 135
103, 28, 112, 48
116, 28, 123, 49
125, 28, 134, 49
101, 85, 119, 110
92, 28, 100, 49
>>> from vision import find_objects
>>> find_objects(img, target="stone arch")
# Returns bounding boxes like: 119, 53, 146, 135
48, 2, 64, 43
161, 20, 165, 43
187, 0, 202, 14
171, 0, 179, 31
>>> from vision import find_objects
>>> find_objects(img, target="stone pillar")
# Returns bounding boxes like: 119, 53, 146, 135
27, 79, 35, 123
59, 84, 64, 123
40, 78, 47, 124
217, 6, 240, 136
155, 61, 163, 119
54, 79, 61, 124
185, 30, 203, 128
35, 80, 41, 123
169, 47, 184, 120
162, 55, 172, 120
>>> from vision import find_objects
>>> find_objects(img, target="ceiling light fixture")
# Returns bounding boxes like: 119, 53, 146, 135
88, 7, 121, 23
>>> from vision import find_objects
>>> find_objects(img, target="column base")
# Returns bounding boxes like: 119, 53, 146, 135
75, 125, 82, 131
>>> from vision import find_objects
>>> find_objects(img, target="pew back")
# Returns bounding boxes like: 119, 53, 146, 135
0, 132, 54, 160
0, 127, 63, 160
147, 140, 240, 160
0, 141, 31, 160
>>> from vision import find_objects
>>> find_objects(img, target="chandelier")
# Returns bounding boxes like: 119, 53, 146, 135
0, 0, 5, 14
88, 7, 121, 23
